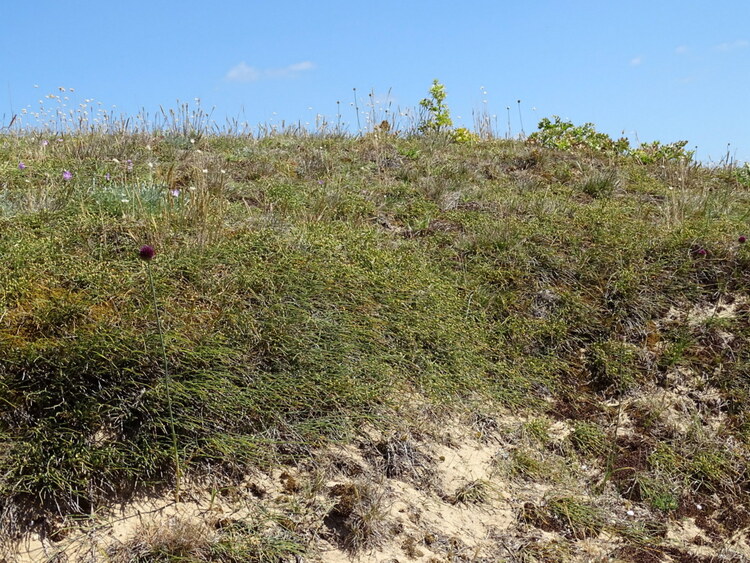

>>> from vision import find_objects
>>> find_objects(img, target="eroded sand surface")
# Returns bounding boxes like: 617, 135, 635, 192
7, 403, 750, 562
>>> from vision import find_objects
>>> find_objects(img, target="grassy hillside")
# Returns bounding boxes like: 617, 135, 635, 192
1, 122, 749, 561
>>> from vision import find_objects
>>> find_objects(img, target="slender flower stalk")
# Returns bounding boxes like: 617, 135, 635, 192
140, 245, 181, 501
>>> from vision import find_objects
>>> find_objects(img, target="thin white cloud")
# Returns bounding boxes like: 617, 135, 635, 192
675, 45, 689, 55
287, 61, 315, 72
629, 57, 643, 67
225, 61, 316, 82
226, 62, 261, 83
713, 39, 749, 52
266, 61, 316, 78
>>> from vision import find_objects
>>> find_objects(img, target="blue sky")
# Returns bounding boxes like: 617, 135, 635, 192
3, 0, 749, 163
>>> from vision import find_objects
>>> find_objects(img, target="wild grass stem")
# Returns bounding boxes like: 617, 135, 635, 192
141, 245, 181, 502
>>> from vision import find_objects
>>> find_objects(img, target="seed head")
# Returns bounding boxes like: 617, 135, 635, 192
139, 245, 155, 261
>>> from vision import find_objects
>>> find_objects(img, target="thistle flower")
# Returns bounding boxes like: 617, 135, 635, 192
739, 235, 747, 244
62, 170, 73, 180
138, 243, 180, 501
139, 245, 155, 261
18, 162, 26, 170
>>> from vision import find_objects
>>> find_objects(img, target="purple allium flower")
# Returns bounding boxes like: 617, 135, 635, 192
18, 162, 26, 170
62, 170, 73, 181
126, 159, 133, 171
739, 235, 747, 244
139, 245, 155, 261
695, 248, 707, 257
170, 189, 180, 197
41, 140, 49, 146
105, 173, 111, 181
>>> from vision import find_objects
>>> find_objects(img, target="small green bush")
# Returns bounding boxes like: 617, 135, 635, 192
529, 116, 693, 163
529, 116, 629, 154
734, 163, 750, 187
629, 140, 694, 163
418, 79, 453, 133
452, 127, 479, 144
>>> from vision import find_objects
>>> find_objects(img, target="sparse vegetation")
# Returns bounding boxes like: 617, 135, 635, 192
569, 422, 608, 459
324, 480, 388, 552
521, 496, 604, 540
108, 514, 307, 562
450, 479, 492, 505
1, 98, 750, 560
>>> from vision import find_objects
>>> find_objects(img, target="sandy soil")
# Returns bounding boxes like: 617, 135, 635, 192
7, 405, 749, 562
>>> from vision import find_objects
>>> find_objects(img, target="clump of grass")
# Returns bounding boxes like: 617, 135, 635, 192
569, 422, 609, 459
324, 481, 389, 552
109, 516, 212, 562
687, 449, 735, 493
521, 496, 604, 540
209, 518, 307, 562
513, 538, 572, 562
107, 515, 306, 562
588, 340, 641, 395
578, 169, 620, 198
367, 434, 436, 486
636, 475, 679, 512
449, 479, 492, 505
505, 448, 565, 482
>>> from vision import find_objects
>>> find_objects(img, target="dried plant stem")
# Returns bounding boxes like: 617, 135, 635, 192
146, 262, 181, 502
